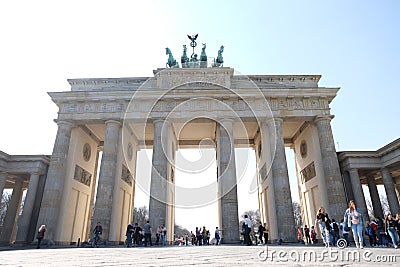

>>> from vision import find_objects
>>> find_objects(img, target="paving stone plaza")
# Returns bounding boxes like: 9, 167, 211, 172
1, 245, 400, 266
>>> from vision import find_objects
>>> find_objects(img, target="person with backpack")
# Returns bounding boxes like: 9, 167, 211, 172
370, 219, 378, 246
365, 222, 376, 247
331, 219, 340, 246
376, 216, 385, 246
340, 219, 350, 247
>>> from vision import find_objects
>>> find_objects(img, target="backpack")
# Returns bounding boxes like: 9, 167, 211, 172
365, 226, 372, 236
332, 222, 339, 233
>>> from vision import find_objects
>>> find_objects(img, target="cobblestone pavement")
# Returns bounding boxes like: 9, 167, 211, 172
1, 244, 400, 266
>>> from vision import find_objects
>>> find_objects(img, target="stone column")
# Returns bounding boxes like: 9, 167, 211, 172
269, 118, 296, 242
149, 119, 169, 234
314, 115, 347, 220
342, 171, 354, 203
381, 167, 400, 215
36, 120, 74, 241
0, 178, 23, 244
15, 173, 40, 243
91, 120, 121, 242
366, 173, 384, 219
348, 169, 368, 219
217, 119, 239, 243
259, 120, 278, 241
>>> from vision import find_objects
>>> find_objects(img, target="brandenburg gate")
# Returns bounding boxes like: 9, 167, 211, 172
2, 38, 370, 246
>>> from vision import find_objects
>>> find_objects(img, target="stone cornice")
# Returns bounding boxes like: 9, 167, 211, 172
338, 138, 400, 159
65, 72, 325, 92
0, 151, 50, 164
377, 138, 400, 156
337, 138, 400, 171
49, 88, 338, 104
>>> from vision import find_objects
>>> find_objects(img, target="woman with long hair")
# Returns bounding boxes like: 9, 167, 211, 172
315, 207, 331, 247
344, 200, 365, 248
385, 213, 399, 249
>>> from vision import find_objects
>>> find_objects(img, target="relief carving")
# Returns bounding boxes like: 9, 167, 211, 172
121, 165, 133, 186
73, 165, 92, 187
300, 161, 316, 183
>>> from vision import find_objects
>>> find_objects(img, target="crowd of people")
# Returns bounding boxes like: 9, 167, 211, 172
125, 221, 167, 247
35, 199, 400, 249
124, 222, 222, 247
313, 200, 400, 249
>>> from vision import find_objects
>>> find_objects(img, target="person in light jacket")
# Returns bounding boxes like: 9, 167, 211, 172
344, 200, 365, 248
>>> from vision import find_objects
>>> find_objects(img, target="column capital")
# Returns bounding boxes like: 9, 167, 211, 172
348, 168, 359, 173
314, 115, 334, 124
218, 117, 235, 124
54, 120, 75, 128
152, 118, 173, 126
272, 117, 284, 124
105, 120, 121, 126
54, 119, 76, 129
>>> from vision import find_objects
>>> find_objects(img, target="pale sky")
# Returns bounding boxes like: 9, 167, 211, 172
1, 1, 399, 232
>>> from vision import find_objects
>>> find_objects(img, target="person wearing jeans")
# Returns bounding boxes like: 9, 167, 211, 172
344, 200, 365, 248
161, 224, 167, 246
385, 214, 399, 249
315, 207, 331, 247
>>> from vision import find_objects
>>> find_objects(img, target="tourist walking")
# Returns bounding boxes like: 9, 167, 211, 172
143, 221, 152, 246
195, 227, 202, 246
385, 213, 399, 248
161, 224, 167, 246
36, 224, 46, 249
343, 200, 365, 248
215, 227, 220, 245
263, 223, 269, 245
304, 225, 311, 244
297, 227, 302, 243
126, 221, 134, 247
202, 226, 207, 245
93, 222, 102, 247
155, 225, 161, 245
243, 214, 252, 245
315, 207, 331, 247
191, 231, 196, 246
133, 223, 142, 246
257, 222, 265, 245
